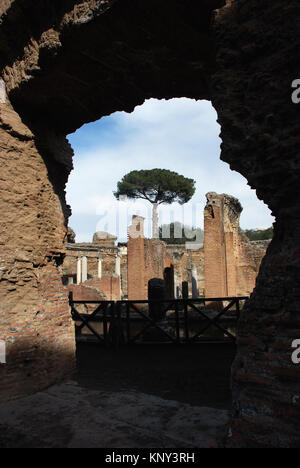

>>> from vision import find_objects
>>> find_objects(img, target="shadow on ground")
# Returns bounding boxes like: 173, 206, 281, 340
76, 342, 236, 409
0, 343, 235, 448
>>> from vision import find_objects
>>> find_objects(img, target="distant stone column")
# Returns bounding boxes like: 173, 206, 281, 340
98, 254, 102, 279
81, 256, 88, 283
76, 257, 82, 285
191, 264, 198, 299
0, 79, 6, 104
115, 253, 122, 298
152, 202, 159, 238
68, 276, 74, 285
115, 253, 121, 276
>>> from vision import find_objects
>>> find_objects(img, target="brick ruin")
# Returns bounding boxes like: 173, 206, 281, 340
126, 195, 268, 301
127, 216, 173, 300
62, 231, 124, 302
62, 190, 268, 303
0, 0, 299, 448
204, 192, 269, 298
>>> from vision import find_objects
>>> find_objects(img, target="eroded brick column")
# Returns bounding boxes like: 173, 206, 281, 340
204, 193, 228, 297
204, 192, 243, 298
127, 216, 146, 300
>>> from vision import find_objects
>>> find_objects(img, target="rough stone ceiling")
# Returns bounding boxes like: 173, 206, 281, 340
1, 0, 225, 135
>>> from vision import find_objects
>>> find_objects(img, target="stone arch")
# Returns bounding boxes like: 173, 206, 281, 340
0, 0, 299, 448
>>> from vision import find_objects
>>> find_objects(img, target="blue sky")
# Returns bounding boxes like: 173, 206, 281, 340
67, 98, 274, 243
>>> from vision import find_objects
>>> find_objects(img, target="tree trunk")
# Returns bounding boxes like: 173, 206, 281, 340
152, 202, 159, 238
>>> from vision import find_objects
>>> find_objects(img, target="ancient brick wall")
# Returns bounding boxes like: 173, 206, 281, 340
204, 192, 269, 299
127, 216, 146, 300
236, 237, 270, 297
166, 245, 205, 297
0, 99, 76, 402
127, 216, 173, 300
84, 277, 120, 301
68, 282, 105, 302
143, 239, 172, 296
62, 235, 126, 302
92, 232, 117, 247
62, 244, 118, 280
204, 193, 229, 297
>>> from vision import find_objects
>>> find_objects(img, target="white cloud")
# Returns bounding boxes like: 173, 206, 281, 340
67, 98, 274, 242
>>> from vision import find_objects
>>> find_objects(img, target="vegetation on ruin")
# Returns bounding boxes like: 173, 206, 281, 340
114, 169, 196, 238
244, 227, 273, 241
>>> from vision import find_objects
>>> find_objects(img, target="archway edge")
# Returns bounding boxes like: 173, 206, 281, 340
1, 0, 224, 133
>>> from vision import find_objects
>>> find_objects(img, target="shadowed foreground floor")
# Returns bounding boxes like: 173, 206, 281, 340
0, 343, 235, 448
76, 343, 236, 409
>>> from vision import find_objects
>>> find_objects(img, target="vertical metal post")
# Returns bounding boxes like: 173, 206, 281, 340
115, 301, 122, 351
175, 301, 180, 343
236, 298, 241, 321
184, 299, 189, 343
103, 303, 108, 346
126, 301, 131, 343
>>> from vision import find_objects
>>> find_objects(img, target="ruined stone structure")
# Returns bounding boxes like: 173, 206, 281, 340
0, 0, 299, 448
127, 216, 173, 300
204, 192, 269, 298
127, 195, 268, 302
165, 244, 205, 298
64, 222, 206, 302
62, 232, 125, 301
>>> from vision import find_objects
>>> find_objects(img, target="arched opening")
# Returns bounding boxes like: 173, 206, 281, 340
0, 0, 299, 448
61, 97, 274, 440
65, 96, 273, 306
66, 98, 274, 244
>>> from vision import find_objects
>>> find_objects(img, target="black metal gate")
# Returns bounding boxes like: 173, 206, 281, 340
69, 292, 248, 347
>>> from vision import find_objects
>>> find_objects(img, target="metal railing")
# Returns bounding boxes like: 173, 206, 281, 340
69, 292, 248, 347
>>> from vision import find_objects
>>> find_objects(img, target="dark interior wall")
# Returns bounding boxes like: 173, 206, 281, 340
212, 0, 300, 447
3, 0, 222, 133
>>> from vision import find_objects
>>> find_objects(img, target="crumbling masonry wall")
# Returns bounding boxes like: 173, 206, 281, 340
127, 216, 172, 300
212, 1, 300, 447
166, 245, 205, 298
204, 192, 269, 298
62, 240, 122, 300
0, 99, 76, 402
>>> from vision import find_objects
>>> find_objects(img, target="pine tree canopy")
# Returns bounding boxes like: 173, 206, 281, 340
114, 169, 196, 205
